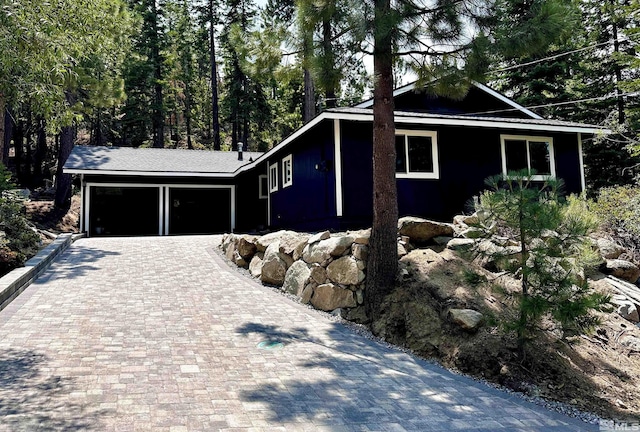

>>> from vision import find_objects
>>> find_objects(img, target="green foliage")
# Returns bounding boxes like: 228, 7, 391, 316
475, 172, 608, 349
592, 185, 640, 260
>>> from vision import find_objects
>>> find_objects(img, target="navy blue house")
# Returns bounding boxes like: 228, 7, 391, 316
64, 82, 605, 236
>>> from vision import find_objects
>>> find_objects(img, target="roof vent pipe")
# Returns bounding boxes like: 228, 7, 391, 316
237, 142, 243, 161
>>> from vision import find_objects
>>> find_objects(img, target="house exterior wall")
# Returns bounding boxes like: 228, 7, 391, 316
338, 120, 585, 227
267, 121, 339, 231
235, 165, 269, 232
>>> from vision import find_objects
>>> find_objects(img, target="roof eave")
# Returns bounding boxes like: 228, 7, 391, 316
63, 168, 236, 178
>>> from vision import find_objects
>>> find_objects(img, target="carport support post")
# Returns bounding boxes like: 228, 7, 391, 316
80, 174, 85, 233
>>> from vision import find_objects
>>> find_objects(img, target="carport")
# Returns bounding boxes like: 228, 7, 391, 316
63, 146, 262, 236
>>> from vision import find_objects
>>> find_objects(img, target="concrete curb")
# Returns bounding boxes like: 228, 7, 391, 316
0, 233, 78, 312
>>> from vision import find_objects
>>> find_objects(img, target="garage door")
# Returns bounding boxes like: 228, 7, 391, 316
168, 188, 231, 235
90, 187, 160, 236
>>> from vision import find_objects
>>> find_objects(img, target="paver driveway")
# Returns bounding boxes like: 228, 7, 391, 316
0, 236, 597, 431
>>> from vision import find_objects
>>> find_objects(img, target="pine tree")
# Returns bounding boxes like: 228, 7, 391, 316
475, 172, 608, 351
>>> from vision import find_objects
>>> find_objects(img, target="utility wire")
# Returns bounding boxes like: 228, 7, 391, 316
462, 91, 640, 117
490, 33, 640, 74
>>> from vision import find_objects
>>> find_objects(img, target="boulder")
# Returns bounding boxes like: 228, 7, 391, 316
400, 248, 442, 265
309, 264, 327, 285
397, 243, 408, 258
311, 283, 357, 311
349, 229, 371, 245
256, 230, 306, 255
352, 243, 369, 261
303, 236, 355, 264
326, 256, 365, 286
234, 251, 248, 268
611, 295, 640, 323
225, 241, 236, 262
597, 238, 625, 260
282, 261, 311, 296
619, 335, 640, 351
398, 216, 454, 243
249, 253, 264, 278
308, 230, 331, 245
603, 259, 640, 284
237, 236, 258, 260
446, 238, 476, 250
454, 213, 479, 226
300, 284, 314, 304
449, 308, 484, 331
292, 238, 308, 261
261, 242, 290, 286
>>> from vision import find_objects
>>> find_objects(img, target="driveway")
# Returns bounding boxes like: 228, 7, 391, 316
0, 236, 596, 431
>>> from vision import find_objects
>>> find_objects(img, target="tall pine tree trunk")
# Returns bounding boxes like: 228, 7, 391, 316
33, 119, 47, 187
55, 94, 76, 209
0, 97, 5, 165
322, 17, 337, 109
210, 0, 221, 150
303, 69, 316, 123
151, 0, 164, 148
366, 0, 397, 324
14, 121, 24, 183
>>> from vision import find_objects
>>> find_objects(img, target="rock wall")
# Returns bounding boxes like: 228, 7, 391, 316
221, 214, 640, 327
221, 229, 372, 321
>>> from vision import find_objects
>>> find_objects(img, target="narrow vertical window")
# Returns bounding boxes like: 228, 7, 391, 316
282, 155, 293, 188
258, 175, 268, 199
269, 163, 278, 192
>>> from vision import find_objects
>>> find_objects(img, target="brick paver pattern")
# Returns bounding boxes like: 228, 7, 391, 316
0, 236, 597, 431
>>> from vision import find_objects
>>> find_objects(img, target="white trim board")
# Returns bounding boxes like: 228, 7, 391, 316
334, 119, 343, 217
65, 169, 236, 178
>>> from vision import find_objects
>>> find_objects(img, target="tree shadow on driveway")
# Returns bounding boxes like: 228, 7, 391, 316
235, 321, 595, 431
0, 349, 107, 431
38, 246, 121, 282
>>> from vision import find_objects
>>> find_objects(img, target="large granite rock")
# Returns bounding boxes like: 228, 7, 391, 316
282, 261, 311, 296
611, 295, 640, 323
236, 236, 258, 260
603, 259, 640, 284
397, 216, 454, 243
249, 254, 264, 278
256, 230, 307, 255
326, 256, 365, 286
303, 236, 355, 264
311, 283, 356, 311
449, 308, 484, 331
597, 238, 625, 260
261, 241, 290, 286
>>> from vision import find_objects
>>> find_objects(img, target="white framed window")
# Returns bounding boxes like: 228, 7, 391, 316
258, 175, 268, 199
269, 163, 278, 192
500, 135, 556, 180
282, 154, 293, 188
395, 130, 439, 179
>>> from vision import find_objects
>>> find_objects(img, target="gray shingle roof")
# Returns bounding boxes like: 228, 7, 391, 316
64, 146, 263, 176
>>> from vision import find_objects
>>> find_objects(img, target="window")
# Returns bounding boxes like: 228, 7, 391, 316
282, 155, 293, 188
258, 175, 268, 199
500, 135, 555, 180
269, 163, 278, 192
395, 130, 439, 179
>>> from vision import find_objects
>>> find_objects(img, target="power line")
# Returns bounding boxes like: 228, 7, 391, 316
463, 91, 640, 116
490, 33, 640, 74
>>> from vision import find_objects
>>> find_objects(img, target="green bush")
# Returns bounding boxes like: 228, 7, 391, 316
0, 165, 41, 276
591, 185, 640, 260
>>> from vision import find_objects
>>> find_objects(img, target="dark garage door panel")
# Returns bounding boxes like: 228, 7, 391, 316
169, 188, 231, 235
90, 187, 160, 236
